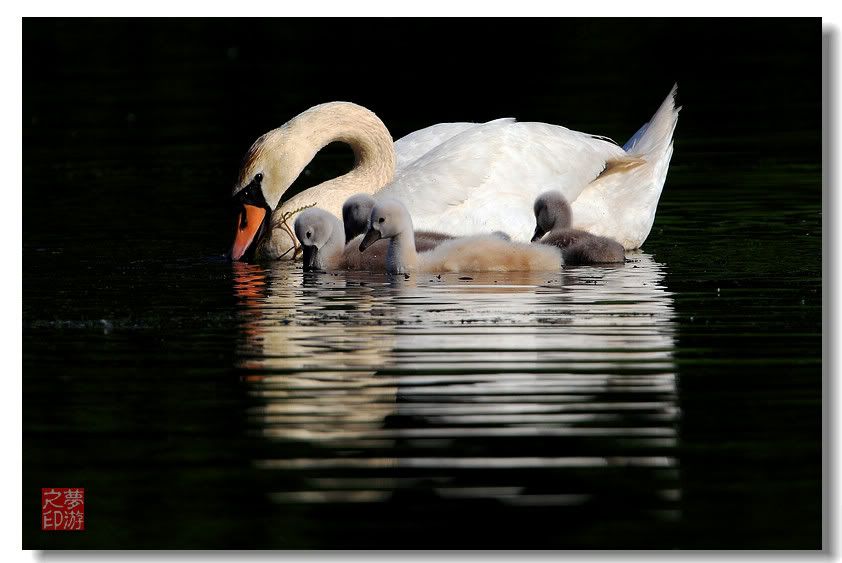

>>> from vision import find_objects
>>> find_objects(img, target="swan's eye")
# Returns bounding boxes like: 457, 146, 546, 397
255, 172, 263, 182
306, 231, 312, 239
378, 217, 385, 224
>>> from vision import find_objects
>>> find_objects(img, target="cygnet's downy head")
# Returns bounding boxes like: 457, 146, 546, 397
341, 194, 376, 243
359, 198, 412, 252
294, 208, 341, 271
532, 191, 573, 242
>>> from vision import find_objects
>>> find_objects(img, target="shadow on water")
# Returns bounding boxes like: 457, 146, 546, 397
231, 256, 680, 548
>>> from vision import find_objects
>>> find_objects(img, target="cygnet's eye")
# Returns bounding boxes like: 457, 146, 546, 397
378, 217, 385, 224
255, 172, 264, 182
306, 231, 312, 239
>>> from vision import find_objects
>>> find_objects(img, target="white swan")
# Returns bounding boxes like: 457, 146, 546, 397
229, 86, 680, 261
359, 199, 561, 274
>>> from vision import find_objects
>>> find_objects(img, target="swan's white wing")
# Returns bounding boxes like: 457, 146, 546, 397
379, 119, 626, 240
393, 122, 481, 171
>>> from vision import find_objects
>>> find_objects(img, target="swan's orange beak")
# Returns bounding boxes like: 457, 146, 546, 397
230, 204, 267, 261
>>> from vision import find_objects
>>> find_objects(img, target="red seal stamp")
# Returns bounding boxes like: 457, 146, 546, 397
41, 488, 85, 531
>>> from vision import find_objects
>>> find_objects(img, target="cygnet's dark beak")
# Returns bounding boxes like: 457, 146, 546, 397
359, 228, 381, 252
531, 225, 546, 243
301, 245, 317, 271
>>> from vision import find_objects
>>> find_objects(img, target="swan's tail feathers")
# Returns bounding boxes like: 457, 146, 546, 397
572, 85, 680, 249
623, 84, 681, 158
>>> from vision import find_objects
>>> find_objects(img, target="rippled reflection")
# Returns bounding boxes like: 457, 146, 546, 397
233, 254, 679, 522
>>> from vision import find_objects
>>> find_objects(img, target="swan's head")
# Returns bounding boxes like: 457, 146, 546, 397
230, 128, 311, 261
229, 102, 397, 261
229, 171, 272, 261
532, 190, 572, 242
294, 208, 341, 271
342, 194, 376, 243
359, 198, 411, 252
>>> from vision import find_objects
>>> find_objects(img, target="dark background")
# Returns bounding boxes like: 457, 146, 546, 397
23, 18, 820, 255
23, 18, 822, 549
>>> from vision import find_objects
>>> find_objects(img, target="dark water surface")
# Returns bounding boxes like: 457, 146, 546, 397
23, 19, 821, 549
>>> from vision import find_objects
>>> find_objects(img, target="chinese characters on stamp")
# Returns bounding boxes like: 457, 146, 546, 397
41, 488, 84, 531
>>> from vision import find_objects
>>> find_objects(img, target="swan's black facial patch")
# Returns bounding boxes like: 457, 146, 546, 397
235, 174, 266, 207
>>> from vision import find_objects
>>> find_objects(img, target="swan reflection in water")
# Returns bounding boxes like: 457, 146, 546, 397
232, 255, 680, 521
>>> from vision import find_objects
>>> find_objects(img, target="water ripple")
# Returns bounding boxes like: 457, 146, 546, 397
232, 254, 680, 519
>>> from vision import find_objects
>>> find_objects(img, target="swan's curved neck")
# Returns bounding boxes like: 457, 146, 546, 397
270, 102, 396, 215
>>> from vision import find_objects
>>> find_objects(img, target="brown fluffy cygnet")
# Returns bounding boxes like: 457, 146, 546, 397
359, 198, 561, 275
343, 194, 454, 247
532, 191, 625, 265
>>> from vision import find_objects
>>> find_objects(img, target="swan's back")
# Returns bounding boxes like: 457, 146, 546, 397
394, 122, 477, 170
418, 235, 561, 273
380, 119, 626, 241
